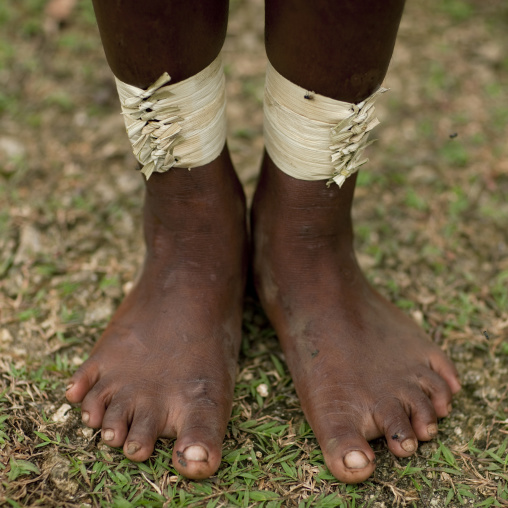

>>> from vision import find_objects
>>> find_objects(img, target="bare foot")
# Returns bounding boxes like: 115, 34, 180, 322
251, 155, 461, 483
66, 148, 247, 480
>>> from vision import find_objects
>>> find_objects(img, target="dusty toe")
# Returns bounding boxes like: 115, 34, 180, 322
407, 389, 439, 441
429, 352, 461, 394
172, 441, 222, 480
172, 412, 227, 480
373, 398, 418, 457
80, 382, 110, 428
319, 428, 376, 484
65, 361, 100, 404
123, 406, 162, 462
100, 398, 130, 448
172, 444, 214, 480
418, 368, 453, 418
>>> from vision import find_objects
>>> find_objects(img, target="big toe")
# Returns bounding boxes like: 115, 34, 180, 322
321, 431, 376, 484
172, 410, 227, 480
173, 445, 213, 480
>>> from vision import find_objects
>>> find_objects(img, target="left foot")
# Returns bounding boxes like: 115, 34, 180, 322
251, 155, 461, 483
66, 151, 247, 479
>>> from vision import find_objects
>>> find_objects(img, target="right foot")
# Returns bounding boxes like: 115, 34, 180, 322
66, 149, 247, 480
251, 156, 461, 483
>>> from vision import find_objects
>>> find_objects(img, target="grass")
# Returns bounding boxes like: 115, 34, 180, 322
2, 314, 508, 507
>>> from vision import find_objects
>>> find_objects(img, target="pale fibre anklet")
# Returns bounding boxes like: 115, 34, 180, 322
115, 55, 227, 179
264, 61, 387, 187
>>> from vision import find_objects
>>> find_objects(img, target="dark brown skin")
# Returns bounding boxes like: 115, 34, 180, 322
67, 148, 248, 480
67, 0, 461, 484
252, 0, 461, 483
66, 0, 247, 480
92, 0, 229, 87
265, 0, 405, 102
251, 162, 460, 483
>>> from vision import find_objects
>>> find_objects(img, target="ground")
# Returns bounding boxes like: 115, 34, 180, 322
0, 0, 508, 506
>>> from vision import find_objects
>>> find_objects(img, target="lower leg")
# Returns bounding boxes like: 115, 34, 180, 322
254, 0, 461, 483
93, 0, 228, 87
66, 0, 247, 480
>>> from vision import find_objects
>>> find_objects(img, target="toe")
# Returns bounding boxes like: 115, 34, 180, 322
317, 425, 376, 484
173, 409, 228, 480
65, 360, 100, 404
123, 405, 162, 462
101, 397, 130, 448
407, 389, 439, 441
418, 369, 453, 418
373, 398, 418, 457
80, 381, 110, 428
429, 352, 461, 394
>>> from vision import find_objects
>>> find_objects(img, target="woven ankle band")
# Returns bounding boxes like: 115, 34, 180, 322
264, 61, 387, 187
115, 55, 226, 179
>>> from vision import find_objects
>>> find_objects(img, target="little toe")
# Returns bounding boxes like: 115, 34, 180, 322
173, 411, 228, 480
65, 360, 100, 404
319, 427, 376, 484
373, 398, 418, 457
429, 352, 461, 394
418, 369, 453, 418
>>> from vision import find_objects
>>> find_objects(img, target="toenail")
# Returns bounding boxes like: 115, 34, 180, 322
344, 450, 370, 469
427, 423, 438, 437
447, 403, 452, 413
127, 443, 140, 455
82, 411, 90, 424
103, 429, 115, 442
401, 439, 417, 453
66, 382, 74, 391
183, 445, 208, 462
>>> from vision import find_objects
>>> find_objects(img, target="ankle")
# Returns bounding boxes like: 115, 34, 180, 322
252, 154, 355, 246
144, 150, 246, 228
